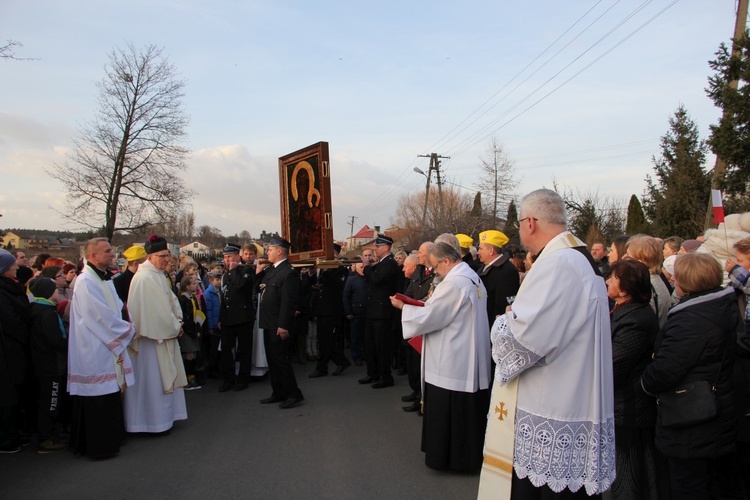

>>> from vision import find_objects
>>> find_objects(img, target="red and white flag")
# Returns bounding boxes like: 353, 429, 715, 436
711, 189, 725, 224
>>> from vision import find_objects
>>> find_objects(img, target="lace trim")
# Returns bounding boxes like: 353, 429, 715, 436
491, 316, 543, 383
513, 408, 616, 495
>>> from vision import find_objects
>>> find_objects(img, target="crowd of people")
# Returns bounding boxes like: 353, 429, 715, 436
1, 189, 749, 499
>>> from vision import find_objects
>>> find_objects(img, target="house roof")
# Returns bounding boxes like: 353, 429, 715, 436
352, 225, 374, 239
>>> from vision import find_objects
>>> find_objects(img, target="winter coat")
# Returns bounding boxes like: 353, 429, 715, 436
0, 276, 32, 385
314, 266, 347, 318
29, 301, 67, 378
477, 255, 520, 327
611, 301, 659, 428
0, 323, 17, 408
404, 265, 435, 302
343, 272, 367, 318
204, 284, 220, 330
641, 286, 740, 459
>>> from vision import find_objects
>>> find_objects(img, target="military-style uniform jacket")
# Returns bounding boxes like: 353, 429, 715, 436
259, 260, 299, 332
219, 264, 255, 327
363, 253, 399, 320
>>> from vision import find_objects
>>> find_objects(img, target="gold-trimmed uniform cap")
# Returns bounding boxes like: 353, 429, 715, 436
374, 234, 394, 246
268, 236, 292, 249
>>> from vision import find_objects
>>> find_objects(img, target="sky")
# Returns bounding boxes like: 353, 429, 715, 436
0, 1, 741, 242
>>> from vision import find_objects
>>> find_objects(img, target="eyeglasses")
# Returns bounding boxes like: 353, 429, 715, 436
513, 217, 538, 229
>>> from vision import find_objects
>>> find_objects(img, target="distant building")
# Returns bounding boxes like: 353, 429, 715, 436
346, 225, 405, 253
180, 240, 212, 259
1, 231, 30, 250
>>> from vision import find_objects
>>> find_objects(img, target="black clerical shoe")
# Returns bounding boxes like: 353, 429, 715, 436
332, 362, 351, 376
308, 370, 327, 378
260, 395, 285, 404
358, 376, 378, 384
403, 401, 421, 412
401, 392, 417, 403
218, 381, 235, 393
372, 380, 394, 389
233, 381, 249, 391
279, 395, 304, 409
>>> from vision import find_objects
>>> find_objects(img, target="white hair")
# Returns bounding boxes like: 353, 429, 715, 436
520, 189, 567, 227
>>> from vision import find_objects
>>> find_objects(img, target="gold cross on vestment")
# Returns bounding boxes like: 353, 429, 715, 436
495, 401, 509, 421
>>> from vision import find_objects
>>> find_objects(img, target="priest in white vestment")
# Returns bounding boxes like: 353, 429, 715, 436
68, 238, 135, 457
124, 235, 187, 433
392, 242, 491, 472
479, 189, 615, 499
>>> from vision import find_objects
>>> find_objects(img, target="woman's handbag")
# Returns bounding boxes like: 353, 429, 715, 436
657, 380, 717, 428
656, 335, 731, 429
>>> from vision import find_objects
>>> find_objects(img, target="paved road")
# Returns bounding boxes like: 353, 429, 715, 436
1, 362, 480, 499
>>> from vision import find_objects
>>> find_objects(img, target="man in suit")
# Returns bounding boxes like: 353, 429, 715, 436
358, 234, 400, 389
218, 244, 256, 392
476, 230, 520, 328
308, 248, 351, 378
256, 236, 304, 409
401, 241, 436, 412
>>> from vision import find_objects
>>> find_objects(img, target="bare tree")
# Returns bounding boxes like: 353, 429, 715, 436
0, 39, 34, 61
48, 42, 192, 241
196, 225, 224, 248
473, 137, 518, 224
393, 185, 475, 248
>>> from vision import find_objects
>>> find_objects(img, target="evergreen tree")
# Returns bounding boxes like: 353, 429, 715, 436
706, 30, 750, 211
625, 195, 650, 235
470, 192, 482, 218
643, 105, 710, 239
502, 200, 520, 245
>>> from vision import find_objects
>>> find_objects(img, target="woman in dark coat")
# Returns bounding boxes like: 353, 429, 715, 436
607, 259, 661, 499
641, 253, 740, 499
0, 249, 33, 452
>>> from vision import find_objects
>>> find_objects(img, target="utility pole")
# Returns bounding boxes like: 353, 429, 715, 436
417, 153, 450, 228
348, 215, 357, 237
705, 0, 748, 229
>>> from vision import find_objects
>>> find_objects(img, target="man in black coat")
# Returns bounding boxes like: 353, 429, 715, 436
359, 234, 400, 389
476, 230, 520, 328
113, 245, 147, 303
218, 244, 256, 392
401, 243, 435, 412
308, 262, 351, 378
257, 237, 304, 409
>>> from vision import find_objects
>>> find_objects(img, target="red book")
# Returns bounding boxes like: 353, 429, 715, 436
394, 293, 425, 353
407, 336, 423, 354
394, 293, 425, 307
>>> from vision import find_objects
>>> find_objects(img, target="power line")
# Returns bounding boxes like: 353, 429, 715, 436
422, 0, 610, 156
453, 0, 680, 157
447, 0, 665, 159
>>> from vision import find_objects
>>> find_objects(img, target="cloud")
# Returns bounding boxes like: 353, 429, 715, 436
182, 146, 407, 240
